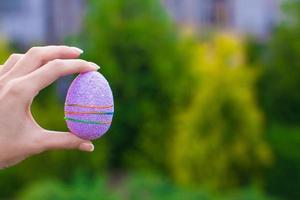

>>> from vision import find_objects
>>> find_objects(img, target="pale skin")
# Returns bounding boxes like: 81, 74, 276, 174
0, 46, 99, 169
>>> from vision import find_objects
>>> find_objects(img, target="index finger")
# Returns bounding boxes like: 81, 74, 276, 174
4, 46, 83, 80
19, 59, 100, 96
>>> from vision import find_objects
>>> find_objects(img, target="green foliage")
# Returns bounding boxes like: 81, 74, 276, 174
169, 34, 272, 189
77, 0, 192, 170
258, 0, 300, 124
266, 125, 300, 200
0, 39, 10, 64
18, 173, 275, 200
18, 176, 118, 200
255, 1, 300, 199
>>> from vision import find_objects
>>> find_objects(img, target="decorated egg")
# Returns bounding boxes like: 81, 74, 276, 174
64, 71, 114, 140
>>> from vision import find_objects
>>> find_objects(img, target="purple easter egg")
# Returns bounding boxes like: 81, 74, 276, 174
64, 71, 114, 140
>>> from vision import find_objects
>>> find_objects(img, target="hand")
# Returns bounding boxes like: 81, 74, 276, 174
0, 46, 100, 169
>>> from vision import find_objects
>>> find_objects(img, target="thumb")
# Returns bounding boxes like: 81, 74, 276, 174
38, 130, 94, 152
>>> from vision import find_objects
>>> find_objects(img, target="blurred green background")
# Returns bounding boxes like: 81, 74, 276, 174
0, 0, 299, 199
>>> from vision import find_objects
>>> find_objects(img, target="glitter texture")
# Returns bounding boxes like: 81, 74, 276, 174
64, 71, 114, 140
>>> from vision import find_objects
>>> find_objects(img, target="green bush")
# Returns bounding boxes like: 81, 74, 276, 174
169, 34, 272, 189
266, 125, 300, 200
255, 1, 300, 199
18, 173, 275, 200
258, 1, 300, 124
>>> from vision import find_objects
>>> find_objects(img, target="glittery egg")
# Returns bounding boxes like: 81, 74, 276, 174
64, 71, 114, 140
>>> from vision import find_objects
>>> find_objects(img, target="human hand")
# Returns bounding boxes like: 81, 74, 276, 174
0, 46, 100, 169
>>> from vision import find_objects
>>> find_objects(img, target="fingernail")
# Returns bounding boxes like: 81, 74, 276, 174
71, 47, 84, 54
79, 142, 94, 152
89, 62, 100, 70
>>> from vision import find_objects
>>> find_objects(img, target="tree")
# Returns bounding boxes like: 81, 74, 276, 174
79, 0, 191, 169
169, 34, 272, 189
258, 1, 300, 124
257, 1, 300, 199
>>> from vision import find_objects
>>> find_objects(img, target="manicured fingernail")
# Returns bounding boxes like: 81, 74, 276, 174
79, 142, 94, 152
71, 47, 84, 54
89, 62, 100, 70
